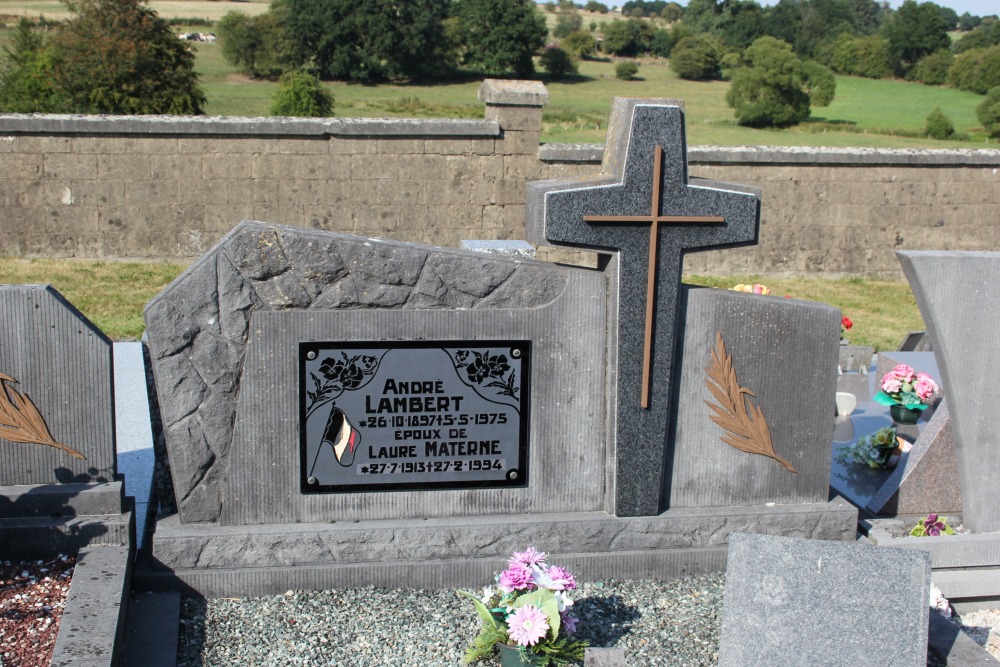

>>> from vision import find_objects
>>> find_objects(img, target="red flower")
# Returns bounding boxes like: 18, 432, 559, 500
841, 316, 853, 331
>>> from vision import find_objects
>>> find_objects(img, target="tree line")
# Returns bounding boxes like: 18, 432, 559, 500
0, 0, 998, 137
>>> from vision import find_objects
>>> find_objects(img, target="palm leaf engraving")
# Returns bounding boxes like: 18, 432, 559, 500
0, 373, 86, 459
703, 332, 796, 473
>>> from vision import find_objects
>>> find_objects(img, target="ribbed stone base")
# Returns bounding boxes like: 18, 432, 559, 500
137, 498, 857, 597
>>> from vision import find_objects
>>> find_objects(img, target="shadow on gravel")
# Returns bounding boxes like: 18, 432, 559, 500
571, 593, 642, 648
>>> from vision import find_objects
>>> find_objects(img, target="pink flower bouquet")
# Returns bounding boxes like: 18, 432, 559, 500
459, 547, 588, 665
874, 363, 940, 411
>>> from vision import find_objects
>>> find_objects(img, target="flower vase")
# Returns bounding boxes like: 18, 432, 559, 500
889, 404, 921, 425
498, 644, 543, 667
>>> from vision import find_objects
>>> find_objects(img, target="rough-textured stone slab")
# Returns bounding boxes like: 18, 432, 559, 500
50, 545, 133, 667
865, 518, 1000, 569
866, 401, 961, 516
526, 100, 760, 516
928, 607, 1000, 665
139, 498, 857, 596
462, 239, 536, 258
478, 79, 548, 106
585, 647, 627, 666
0, 510, 132, 560
144, 221, 604, 524
718, 533, 931, 667
0, 285, 116, 486
669, 286, 839, 508
897, 251, 1000, 533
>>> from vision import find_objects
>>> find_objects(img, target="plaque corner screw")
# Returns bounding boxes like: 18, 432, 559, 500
306, 351, 317, 360
307, 476, 318, 485
511, 348, 522, 359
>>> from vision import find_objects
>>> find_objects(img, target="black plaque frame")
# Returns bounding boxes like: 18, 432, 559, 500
298, 340, 531, 494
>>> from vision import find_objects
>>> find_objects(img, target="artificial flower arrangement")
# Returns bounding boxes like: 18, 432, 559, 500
910, 513, 956, 537
731, 283, 770, 295
874, 364, 939, 412
835, 425, 900, 470
460, 547, 588, 666
840, 316, 853, 340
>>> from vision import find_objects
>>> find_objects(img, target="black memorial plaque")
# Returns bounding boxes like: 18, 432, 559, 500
299, 341, 530, 493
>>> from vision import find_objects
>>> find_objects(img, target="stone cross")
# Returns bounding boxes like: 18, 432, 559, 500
527, 100, 761, 516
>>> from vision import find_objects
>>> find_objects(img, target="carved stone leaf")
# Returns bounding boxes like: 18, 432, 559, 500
0, 373, 86, 459
703, 333, 796, 473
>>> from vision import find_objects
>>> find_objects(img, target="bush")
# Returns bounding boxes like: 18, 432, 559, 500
614, 60, 639, 80
669, 34, 720, 80
601, 19, 644, 56
947, 45, 1000, 94
270, 70, 334, 117
977, 86, 1000, 138
925, 107, 954, 139
910, 49, 952, 85
540, 46, 578, 78
824, 33, 893, 79
560, 29, 597, 58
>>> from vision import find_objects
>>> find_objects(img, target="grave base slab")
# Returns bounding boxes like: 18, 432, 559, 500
137, 498, 857, 597
864, 517, 1000, 612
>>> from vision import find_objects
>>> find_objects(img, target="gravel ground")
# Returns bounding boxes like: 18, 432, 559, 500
0, 554, 75, 667
175, 572, 1000, 666
177, 574, 724, 667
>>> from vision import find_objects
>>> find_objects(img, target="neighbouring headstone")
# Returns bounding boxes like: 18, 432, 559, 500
527, 100, 761, 517
718, 532, 931, 667
0, 285, 131, 558
897, 250, 1000, 533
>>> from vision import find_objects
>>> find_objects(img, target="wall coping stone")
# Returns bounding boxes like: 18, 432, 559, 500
0, 114, 500, 137
478, 79, 549, 107
540, 142, 1000, 166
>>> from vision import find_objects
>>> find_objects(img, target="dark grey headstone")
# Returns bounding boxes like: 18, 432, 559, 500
718, 533, 931, 667
897, 250, 1000, 533
526, 100, 760, 516
144, 221, 607, 524
668, 286, 839, 508
0, 285, 116, 485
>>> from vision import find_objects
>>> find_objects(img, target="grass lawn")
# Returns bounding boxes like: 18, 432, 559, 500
0, 259, 923, 349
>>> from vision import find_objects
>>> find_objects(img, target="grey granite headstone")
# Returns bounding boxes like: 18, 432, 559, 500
144, 221, 608, 524
897, 250, 1000, 533
0, 285, 116, 485
668, 286, 839, 508
526, 100, 760, 516
718, 532, 931, 667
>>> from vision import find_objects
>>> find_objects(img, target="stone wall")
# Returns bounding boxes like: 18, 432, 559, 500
1, 79, 998, 278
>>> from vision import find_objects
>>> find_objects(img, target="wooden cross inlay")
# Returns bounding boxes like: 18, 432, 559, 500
584, 144, 725, 409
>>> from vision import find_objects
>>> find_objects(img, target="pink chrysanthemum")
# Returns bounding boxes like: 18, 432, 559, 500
890, 364, 915, 382
498, 563, 534, 592
546, 565, 577, 591
508, 605, 549, 646
508, 547, 547, 568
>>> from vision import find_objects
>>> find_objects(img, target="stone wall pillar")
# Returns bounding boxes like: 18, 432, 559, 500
478, 79, 547, 156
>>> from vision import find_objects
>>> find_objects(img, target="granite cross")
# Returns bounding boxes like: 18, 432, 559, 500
526, 100, 761, 516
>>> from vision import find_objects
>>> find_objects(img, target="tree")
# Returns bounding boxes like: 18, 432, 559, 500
584, 1, 609, 13
947, 46, 1000, 94
42, 0, 205, 114
976, 86, 1000, 138
560, 30, 597, 58
909, 49, 952, 84
452, 0, 547, 77
282, 0, 449, 81
218, 8, 295, 79
0, 19, 65, 112
553, 5, 583, 38
725, 36, 836, 128
882, 0, 950, 76
924, 107, 954, 139
271, 70, 334, 116
539, 46, 578, 78
822, 33, 892, 78
957, 12, 982, 32
601, 19, 644, 56
715, 0, 767, 51
661, 3, 683, 23
952, 20, 1000, 53
669, 34, 721, 80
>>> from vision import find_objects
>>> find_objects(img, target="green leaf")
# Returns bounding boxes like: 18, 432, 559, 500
512, 589, 561, 639
459, 590, 501, 631
873, 391, 896, 406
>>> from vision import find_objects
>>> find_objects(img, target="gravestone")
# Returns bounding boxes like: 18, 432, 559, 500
0, 285, 131, 557
897, 251, 1000, 533
718, 533, 931, 667
139, 97, 856, 597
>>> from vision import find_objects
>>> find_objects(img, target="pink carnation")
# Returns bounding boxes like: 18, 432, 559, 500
508, 547, 547, 568
890, 364, 915, 383
498, 563, 534, 592
507, 605, 549, 646
881, 376, 902, 394
913, 373, 939, 401
545, 566, 577, 591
